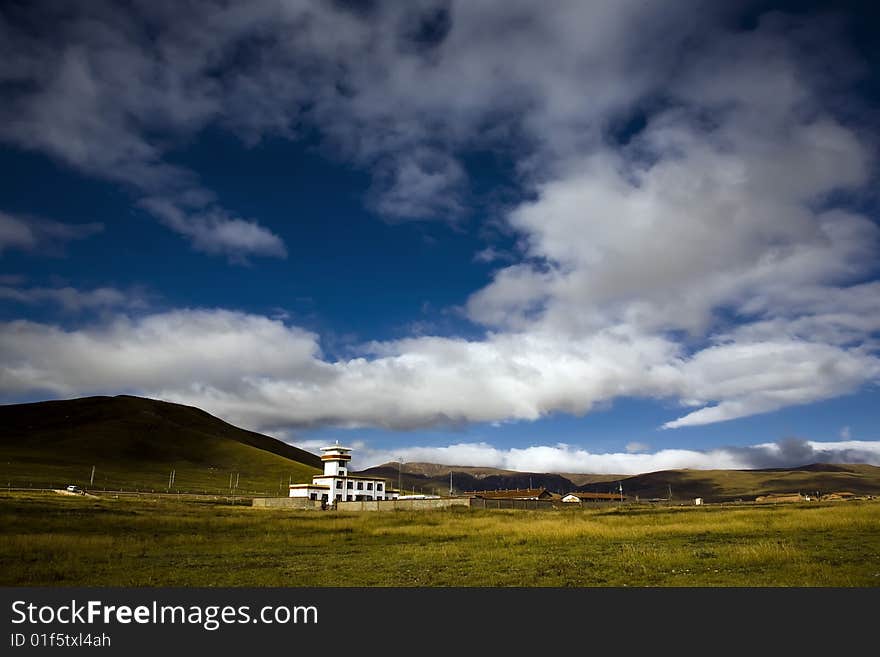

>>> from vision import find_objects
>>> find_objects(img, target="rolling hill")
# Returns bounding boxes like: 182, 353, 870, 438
0, 395, 321, 495
359, 460, 880, 502
4, 395, 878, 502
358, 462, 579, 496
576, 463, 880, 502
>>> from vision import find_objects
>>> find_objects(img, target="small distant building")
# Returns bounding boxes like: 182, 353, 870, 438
822, 491, 855, 501
694, 497, 703, 506
561, 492, 626, 503
289, 442, 397, 503
465, 487, 554, 501
755, 492, 807, 504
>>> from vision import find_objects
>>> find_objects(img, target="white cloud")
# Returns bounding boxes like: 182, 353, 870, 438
368, 149, 466, 221
626, 442, 650, 454
0, 285, 146, 312
0, 309, 876, 434
663, 340, 880, 428
0, 4, 878, 435
139, 197, 286, 261
0, 1, 717, 242
346, 439, 880, 474
0, 213, 34, 253
0, 211, 103, 255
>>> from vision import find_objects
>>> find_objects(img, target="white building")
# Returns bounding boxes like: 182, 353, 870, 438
289, 442, 398, 503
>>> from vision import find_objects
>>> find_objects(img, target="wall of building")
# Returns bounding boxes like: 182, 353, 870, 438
469, 498, 557, 510
336, 497, 472, 512
252, 497, 325, 510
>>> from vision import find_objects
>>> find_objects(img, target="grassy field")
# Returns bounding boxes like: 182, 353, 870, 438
2, 491, 879, 586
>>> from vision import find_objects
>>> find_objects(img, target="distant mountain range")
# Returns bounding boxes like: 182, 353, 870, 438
358, 460, 880, 502
2, 395, 878, 502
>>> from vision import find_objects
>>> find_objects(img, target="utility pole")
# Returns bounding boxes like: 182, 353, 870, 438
667, 483, 672, 501
90, 465, 95, 487
449, 470, 453, 496
397, 457, 402, 494
619, 482, 623, 503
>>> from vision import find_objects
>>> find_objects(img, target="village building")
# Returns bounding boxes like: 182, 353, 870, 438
822, 491, 856, 501
755, 492, 808, 504
288, 442, 398, 503
561, 492, 627, 503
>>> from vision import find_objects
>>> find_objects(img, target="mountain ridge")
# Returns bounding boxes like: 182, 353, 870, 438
358, 460, 880, 502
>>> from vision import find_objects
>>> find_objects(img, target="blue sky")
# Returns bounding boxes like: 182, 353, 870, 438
1, 1, 879, 473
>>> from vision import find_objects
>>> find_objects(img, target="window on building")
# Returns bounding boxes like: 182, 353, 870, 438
367, 482, 373, 490
347, 481, 353, 489
309, 493, 316, 501
377, 483, 383, 491
357, 482, 364, 490
339, 469, 346, 475
336, 480, 342, 488
336, 494, 342, 501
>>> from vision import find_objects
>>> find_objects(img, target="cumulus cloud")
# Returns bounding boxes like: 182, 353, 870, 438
0, 309, 876, 434
0, 1, 718, 245
367, 149, 467, 222
0, 1, 286, 260
139, 197, 286, 262
0, 211, 102, 255
0, 3, 878, 435
341, 438, 880, 474
0, 285, 147, 312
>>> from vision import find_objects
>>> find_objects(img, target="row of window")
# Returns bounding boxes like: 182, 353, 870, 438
334, 480, 383, 491
309, 493, 392, 502
308, 493, 391, 502
334, 494, 387, 501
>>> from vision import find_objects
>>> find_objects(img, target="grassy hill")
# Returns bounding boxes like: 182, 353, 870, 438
360, 460, 880, 502
5, 395, 877, 502
360, 462, 582, 496
0, 395, 321, 495
576, 463, 880, 502
393, 462, 625, 486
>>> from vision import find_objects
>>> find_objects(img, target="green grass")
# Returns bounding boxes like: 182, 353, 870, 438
0, 444, 318, 497
2, 492, 879, 586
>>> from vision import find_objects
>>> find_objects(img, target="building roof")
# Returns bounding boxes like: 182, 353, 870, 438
563, 492, 626, 501
465, 487, 553, 500
313, 474, 391, 482
321, 441, 352, 452
288, 484, 330, 489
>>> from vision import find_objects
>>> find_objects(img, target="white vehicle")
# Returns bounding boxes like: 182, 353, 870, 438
66, 485, 82, 493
